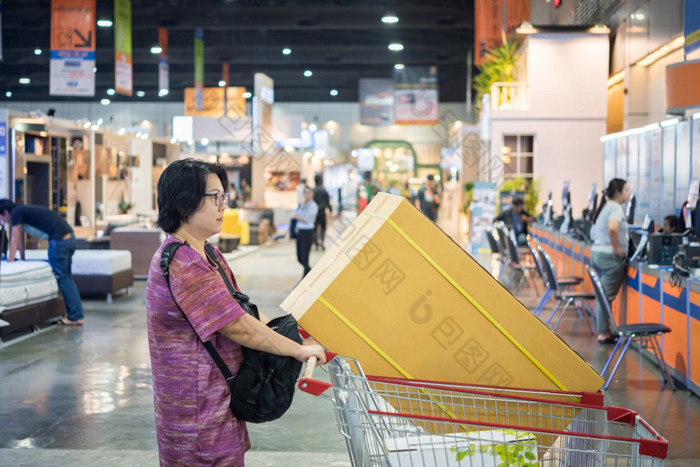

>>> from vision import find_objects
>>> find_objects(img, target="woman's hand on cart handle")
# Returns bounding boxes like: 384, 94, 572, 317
297, 343, 326, 364
299, 351, 337, 396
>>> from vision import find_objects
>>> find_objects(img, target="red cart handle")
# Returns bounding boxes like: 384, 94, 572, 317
298, 351, 336, 396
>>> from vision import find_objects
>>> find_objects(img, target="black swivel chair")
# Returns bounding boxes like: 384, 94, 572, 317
532, 241, 585, 316
504, 230, 540, 295
537, 245, 596, 334
586, 265, 675, 390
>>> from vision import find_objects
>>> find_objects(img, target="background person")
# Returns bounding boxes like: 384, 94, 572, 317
291, 186, 318, 277
145, 158, 325, 466
590, 178, 631, 344
660, 214, 681, 233
312, 174, 331, 251
0, 199, 84, 326
416, 174, 441, 222
495, 197, 534, 245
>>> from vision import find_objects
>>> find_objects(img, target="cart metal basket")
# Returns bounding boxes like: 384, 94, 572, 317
299, 355, 667, 467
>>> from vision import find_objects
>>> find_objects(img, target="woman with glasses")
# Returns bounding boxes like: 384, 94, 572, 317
145, 158, 325, 466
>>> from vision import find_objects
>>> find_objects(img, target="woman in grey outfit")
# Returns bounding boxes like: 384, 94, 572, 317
590, 178, 631, 344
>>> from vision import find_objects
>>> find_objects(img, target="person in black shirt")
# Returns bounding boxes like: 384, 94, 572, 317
495, 197, 534, 246
312, 175, 331, 251
0, 199, 84, 325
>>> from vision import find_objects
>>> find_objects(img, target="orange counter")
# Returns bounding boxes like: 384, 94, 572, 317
530, 225, 700, 395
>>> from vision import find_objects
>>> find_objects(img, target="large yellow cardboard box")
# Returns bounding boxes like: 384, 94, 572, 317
281, 193, 603, 392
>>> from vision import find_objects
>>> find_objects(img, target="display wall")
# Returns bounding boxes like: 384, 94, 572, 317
602, 114, 700, 224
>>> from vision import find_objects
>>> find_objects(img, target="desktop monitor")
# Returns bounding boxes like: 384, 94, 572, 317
626, 194, 636, 225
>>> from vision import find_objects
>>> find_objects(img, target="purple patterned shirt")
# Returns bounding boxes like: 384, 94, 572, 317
146, 236, 250, 466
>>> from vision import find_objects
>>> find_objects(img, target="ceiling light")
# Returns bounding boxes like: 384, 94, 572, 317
97, 19, 113, 27
92, 67, 97, 73
304, 70, 313, 77
34, 48, 42, 55
150, 45, 162, 54
282, 48, 292, 55
100, 98, 111, 105
19, 77, 30, 84
394, 63, 405, 70
136, 90, 145, 97
388, 43, 404, 51
106, 88, 116, 95
218, 80, 226, 87
158, 89, 169, 97
516, 21, 536, 34
5, 91, 12, 98
96, 118, 103, 125
119, 128, 126, 135
201, 138, 209, 146
607, 70, 624, 87
382, 13, 399, 24
242, 91, 252, 99
636, 35, 684, 67
83, 121, 91, 128
330, 89, 338, 96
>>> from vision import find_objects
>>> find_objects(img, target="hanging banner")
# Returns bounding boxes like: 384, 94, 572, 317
222, 63, 230, 115
0, 1, 4, 61
686, 0, 700, 55
474, 0, 529, 65
158, 27, 169, 95
50, 0, 95, 96
114, 0, 132, 95
194, 28, 205, 110
184, 87, 246, 117
0, 109, 8, 199
393, 66, 439, 125
359, 78, 394, 126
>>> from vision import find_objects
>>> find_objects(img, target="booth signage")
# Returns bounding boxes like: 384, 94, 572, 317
686, 0, 700, 55
49, 0, 95, 96
194, 28, 204, 110
184, 87, 246, 117
114, 0, 132, 96
359, 78, 394, 126
393, 66, 439, 125
158, 27, 169, 95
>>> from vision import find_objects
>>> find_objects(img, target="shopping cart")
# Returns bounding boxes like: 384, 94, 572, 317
299, 355, 668, 467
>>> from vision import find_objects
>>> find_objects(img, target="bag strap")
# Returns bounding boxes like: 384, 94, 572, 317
204, 242, 259, 320
160, 241, 234, 382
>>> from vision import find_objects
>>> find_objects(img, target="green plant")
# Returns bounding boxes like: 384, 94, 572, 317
500, 177, 540, 214
473, 41, 519, 112
118, 197, 134, 214
462, 182, 475, 214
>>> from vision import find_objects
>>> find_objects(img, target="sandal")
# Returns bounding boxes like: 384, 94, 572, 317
597, 335, 618, 344
57, 318, 84, 326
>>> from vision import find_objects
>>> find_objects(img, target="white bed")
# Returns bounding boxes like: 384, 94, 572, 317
23, 249, 133, 302
0, 261, 60, 313
24, 250, 132, 275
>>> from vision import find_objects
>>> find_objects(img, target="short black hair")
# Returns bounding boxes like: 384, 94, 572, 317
0, 199, 16, 214
426, 174, 435, 181
512, 198, 524, 207
156, 158, 228, 234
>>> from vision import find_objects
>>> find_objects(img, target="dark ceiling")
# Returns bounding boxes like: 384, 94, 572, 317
0, 0, 475, 103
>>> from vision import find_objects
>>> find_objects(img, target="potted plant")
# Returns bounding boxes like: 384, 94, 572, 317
118, 196, 134, 215
472, 40, 519, 112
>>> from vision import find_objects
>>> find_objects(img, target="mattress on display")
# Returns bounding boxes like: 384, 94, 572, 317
24, 249, 132, 275
0, 261, 60, 313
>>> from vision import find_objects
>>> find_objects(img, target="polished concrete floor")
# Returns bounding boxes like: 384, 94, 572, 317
2, 226, 700, 466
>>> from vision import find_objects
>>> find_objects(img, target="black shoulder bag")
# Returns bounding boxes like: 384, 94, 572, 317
159, 241, 303, 423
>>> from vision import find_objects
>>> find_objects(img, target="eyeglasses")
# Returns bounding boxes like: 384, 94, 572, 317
203, 192, 230, 207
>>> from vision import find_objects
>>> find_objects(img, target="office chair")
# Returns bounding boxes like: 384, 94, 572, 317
531, 241, 585, 316
485, 229, 509, 282
503, 230, 540, 295
536, 245, 596, 334
586, 265, 675, 390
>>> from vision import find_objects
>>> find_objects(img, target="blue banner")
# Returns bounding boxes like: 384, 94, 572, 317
685, 0, 700, 55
